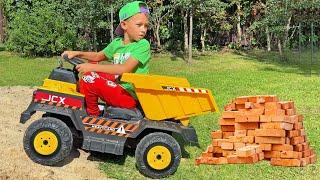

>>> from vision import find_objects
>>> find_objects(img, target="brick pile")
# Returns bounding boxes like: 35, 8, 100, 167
195, 95, 317, 167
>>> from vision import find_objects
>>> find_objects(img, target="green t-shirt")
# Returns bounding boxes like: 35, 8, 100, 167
102, 38, 151, 98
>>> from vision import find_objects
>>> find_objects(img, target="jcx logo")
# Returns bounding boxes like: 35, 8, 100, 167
42, 95, 66, 104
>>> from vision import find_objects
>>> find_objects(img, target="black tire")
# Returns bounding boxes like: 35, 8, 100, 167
135, 132, 181, 179
23, 117, 73, 166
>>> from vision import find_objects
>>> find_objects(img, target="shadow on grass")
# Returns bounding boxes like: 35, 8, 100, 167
86, 147, 135, 165
239, 49, 320, 76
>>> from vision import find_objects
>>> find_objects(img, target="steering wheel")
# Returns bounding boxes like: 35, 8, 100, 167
63, 54, 85, 67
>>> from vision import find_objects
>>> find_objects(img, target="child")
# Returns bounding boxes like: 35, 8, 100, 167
61, 1, 150, 116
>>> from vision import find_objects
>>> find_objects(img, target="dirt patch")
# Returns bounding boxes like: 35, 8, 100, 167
0, 86, 106, 180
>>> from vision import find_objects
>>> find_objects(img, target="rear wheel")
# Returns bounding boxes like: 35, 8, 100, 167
135, 132, 181, 178
23, 117, 73, 165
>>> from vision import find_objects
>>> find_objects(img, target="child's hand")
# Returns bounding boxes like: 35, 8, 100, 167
76, 63, 95, 73
61, 51, 80, 59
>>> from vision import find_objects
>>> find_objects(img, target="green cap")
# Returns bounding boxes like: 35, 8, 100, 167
115, 1, 149, 36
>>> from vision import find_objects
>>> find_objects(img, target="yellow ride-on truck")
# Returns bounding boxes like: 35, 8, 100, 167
20, 56, 219, 178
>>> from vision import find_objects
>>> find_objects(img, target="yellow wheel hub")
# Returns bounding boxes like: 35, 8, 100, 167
147, 145, 172, 170
33, 131, 59, 156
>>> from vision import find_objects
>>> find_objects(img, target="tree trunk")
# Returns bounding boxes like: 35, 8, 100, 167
236, 2, 242, 45
266, 26, 271, 51
188, 9, 193, 63
277, 37, 283, 56
110, 5, 114, 41
155, 20, 161, 49
201, 27, 207, 52
183, 9, 188, 55
284, 15, 292, 47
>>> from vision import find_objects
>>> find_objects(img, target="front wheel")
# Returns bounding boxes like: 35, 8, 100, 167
23, 117, 73, 166
135, 132, 181, 179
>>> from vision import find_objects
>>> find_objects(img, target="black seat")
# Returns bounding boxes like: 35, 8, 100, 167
103, 106, 143, 120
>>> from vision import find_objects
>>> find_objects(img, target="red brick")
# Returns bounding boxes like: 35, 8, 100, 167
293, 122, 303, 130
270, 158, 301, 167
260, 122, 293, 130
234, 130, 247, 137
235, 96, 249, 104
222, 111, 240, 118
271, 115, 296, 124
264, 95, 279, 102
224, 102, 236, 111
291, 136, 305, 145
302, 149, 311, 158
265, 102, 281, 110
213, 139, 227, 147
246, 114, 260, 122
235, 104, 246, 110
285, 137, 291, 144
235, 114, 247, 122
221, 142, 234, 150
236, 146, 256, 157
245, 102, 254, 109
212, 147, 223, 153
260, 144, 272, 151
206, 157, 228, 165
220, 125, 235, 132
202, 152, 213, 157
287, 130, 300, 138
279, 101, 294, 109
247, 130, 255, 136
300, 157, 310, 167
228, 136, 254, 143
272, 144, 293, 151
211, 130, 223, 139
264, 151, 281, 159
298, 114, 304, 122
255, 129, 286, 137
227, 154, 259, 164
258, 152, 265, 160
247, 108, 265, 115
285, 108, 296, 116
234, 142, 246, 149
219, 118, 235, 126
223, 132, 234, 139
265, 109, 286, 116
280, 151, 302, 159
293, 144, 303, 152
255, 137, 285, 144
206, 145, 214, 153
300, 129, 306, 136
235, 122, 259, 130
222, 150, 236, 157
310, 154, 317, 164
260, 115, 272, 122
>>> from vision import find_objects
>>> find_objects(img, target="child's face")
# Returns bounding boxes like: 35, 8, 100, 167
121, 13, 149, 42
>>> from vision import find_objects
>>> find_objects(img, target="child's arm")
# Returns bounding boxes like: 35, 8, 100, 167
61, 51, 107, 62
76, 57, 139, 75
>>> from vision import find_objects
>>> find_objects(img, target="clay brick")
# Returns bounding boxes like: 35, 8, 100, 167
310, 154, 317, 164
265, 109, 286, 116
264, 95, 279, 102
213, 153, 223, 157
280, 151, 302, 159
224, 102, 236, 111
202, 152, 213, 158
221, 142, 234, 150
272, 144, 293, 151
227, 154, 259, 164
236, 146, 256, 157
265, 102, 281, 110
270, 158, 301, 167
291, 136, 305, 145
213, 139, 227, 147
259, 152, 265, 160
245, 102, 254, 109
264, 151, 281, 159
255, 137, 286, 144
235, 96, 248, 104
287, 130, 300, 138
207, 157, 228, 165
255, 129, 286, 137
235, 122, 259, 130
248, 96, 259, 103
260, 122, 293, 130
234, 142, 246, 149
298, 114, 304, 122
247, 108, 265, 115
246, 114, 260, 122
219, 118, 235, 126
235, 104, 246, 110
293, 144, 303, 152
222, 111, 240, 118
279, 101, 294, 109
235, 114, 247, 122
285, 108, 296, 116
247, 130, 255, 136
300, 157, 310, 167
272, 115, 296, 124
293, 122, 303, 130
285, 137, 291, 144
234, 130, 247, 137
223, 132, 234, 139
302, 142, 310, 151
195, 157, 205, 165
256, 96, 266, 103
222, 150, 236, 157
300, 129, 306, 136
260, 144, 272, 151
302, 149, 311, 158
211, 130, 223, 139
260, 115, 272, 122
220, 125, 235, 132
228, 136, 254, 143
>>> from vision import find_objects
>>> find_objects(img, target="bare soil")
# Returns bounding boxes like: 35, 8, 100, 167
0, 86, 107, 180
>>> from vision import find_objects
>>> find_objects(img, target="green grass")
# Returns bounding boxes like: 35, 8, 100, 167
1, 51, 319, 179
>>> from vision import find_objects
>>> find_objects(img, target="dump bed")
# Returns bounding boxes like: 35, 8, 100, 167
121, 73, 219, 123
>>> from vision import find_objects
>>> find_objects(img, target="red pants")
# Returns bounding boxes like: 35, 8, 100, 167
80, 72, 136, 116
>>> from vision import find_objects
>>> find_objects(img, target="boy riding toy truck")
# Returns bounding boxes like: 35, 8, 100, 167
20, 55, 218, 178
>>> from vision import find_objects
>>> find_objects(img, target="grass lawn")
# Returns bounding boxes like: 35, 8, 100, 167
1, 50, 319, 179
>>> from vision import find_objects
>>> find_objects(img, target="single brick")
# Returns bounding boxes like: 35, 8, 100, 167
235, 96, 249, 104
222, 111, 240, 118
211, 130, 223, 139
300, 157, 310, 167
280, 151, 302, 159
227, 154, 259, 164
235, 104, 246, 110
285, 137, 291, 145
291, 136, 305, 145
212, 147, 223, 154
222, 150, 236, 157
300, 129, 306, 136
293, 122, 303, 130
285, 108, 296, 116
236, 146, 256, 157
247, 108, 265, 115
219, 118, 235, 126
258, 152, 265, 160
201, 152, 213, 157
255, 137, 286, 144
234, 130, 247, 137
264, 95, 279, 102
221, 142, 234, 150
272, 144, 293, 151
270, 158, 301, 167
272, 115, 297, 124
207, 157, 228, 165
310, 154, 317, 164
221, 125, 235, 132
260, 122, 293, 130
224, 102, 236, 111
260, 144, 272, 151
293, 144, 303, 152
255, 129, 286, 137
302, 149, 311, 158
235, 122, 259, 130
265, 102, 281, 110
234, 142, 246, 149
235, 114, 247, 122
260, 115, 272, 122
213, 139, 227, 147
223, 132, 234, 139
298, 114, 304, 122
287, 130, 300, 138
246, 114, 260, 122
206, 145, 214, 153
265, 109, 285, 116
245, 102, 254, 109
279, 101, 294, 109
264, 151, 281, 159
247, 130, 256, 136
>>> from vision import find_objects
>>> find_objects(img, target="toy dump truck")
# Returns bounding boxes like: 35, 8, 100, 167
20, 57, 219, 178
